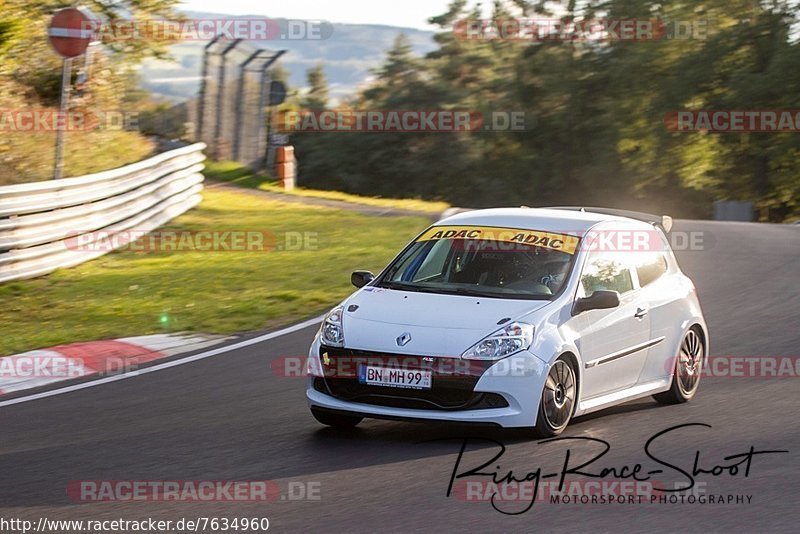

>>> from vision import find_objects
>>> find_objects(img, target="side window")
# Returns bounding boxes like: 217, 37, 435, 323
580, 252, 633, 297
414, 239, 451, 280
389, 240, 451, 282
388, 242, 428, 281
635, 252, 668, 287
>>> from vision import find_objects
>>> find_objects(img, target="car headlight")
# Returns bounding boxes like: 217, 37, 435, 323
461, 322, 534, 360
320, 306, 344, 347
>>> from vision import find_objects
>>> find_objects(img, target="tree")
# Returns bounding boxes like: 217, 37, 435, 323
294, 0, 800, 220
302, 64, 330, 111
1, 0, 182, 102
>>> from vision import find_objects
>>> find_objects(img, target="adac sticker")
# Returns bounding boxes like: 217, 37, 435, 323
416, 225, 579, 254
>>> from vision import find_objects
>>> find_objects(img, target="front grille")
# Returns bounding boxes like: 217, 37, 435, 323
314, 347, 508, 411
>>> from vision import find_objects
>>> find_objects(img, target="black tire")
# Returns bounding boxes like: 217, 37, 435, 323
311, 407, 363, 428
532, 356, 577, 438
653, 327, 704, 405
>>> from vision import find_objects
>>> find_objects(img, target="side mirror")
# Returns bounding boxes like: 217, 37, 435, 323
351, 270, 375, 288
573, 290, 620, 315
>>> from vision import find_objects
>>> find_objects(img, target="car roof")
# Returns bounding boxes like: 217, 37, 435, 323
435, 207, 644, 234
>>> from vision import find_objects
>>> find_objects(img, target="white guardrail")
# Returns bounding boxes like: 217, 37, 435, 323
0, 143, 206, 283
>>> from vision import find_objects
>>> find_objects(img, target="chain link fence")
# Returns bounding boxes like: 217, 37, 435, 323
196, 38, 285, 170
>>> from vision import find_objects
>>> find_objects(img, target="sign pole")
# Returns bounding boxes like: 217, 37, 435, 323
53, 56, 73, 180
48, 7, 97, 179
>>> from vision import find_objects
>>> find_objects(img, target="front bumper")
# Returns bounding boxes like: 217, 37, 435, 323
306, 341, 548, 428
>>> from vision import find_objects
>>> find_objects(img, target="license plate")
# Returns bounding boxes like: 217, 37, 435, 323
358, 364, 432, 390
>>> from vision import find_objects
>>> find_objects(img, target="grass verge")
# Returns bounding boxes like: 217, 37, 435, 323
0, 82, 156, 185
205, 161, 450, 215
0, 186, 434, 356
0, 128, 155, 185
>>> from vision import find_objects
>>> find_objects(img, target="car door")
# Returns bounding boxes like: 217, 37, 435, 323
631, 246, 679, 384
573, 248, 652, 399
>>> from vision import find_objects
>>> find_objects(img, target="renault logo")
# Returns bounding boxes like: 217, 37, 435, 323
396, 332, 412, 346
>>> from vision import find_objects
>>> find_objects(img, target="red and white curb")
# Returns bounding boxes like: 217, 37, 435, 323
0, 316, 325, 408
0, 333, 231, 396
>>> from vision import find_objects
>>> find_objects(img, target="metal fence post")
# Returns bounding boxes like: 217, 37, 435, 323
233, 49, 264, 162
211, 39, 242, 159
196, 35, 222, 143
258, 51, 285, 172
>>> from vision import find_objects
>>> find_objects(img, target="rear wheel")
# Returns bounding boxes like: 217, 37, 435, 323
311, 407, 363, 428
654, 328, 704, 404
533, 356, 576, 437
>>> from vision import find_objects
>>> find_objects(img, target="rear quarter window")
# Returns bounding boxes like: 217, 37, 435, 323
635, 252, 668, 287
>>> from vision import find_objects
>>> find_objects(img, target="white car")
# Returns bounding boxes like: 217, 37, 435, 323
306, 207, 708, 436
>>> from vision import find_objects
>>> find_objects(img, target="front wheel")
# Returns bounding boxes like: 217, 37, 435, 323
533, 356, 576, 438
653, 328, 704, 404
311, 407, 363, 429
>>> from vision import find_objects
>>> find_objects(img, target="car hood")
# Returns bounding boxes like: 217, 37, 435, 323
340, 288, 550, 356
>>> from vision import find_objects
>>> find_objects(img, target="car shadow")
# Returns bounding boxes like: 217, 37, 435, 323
0, 397, 667, 507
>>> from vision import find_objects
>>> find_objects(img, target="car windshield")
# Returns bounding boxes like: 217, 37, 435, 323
376, 226, 579, 299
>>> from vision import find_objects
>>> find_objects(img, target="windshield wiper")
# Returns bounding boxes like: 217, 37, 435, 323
445, 286, 552, 300
377, 282, 547, 299
378, 281, 435, 293
445, 287, 510, 298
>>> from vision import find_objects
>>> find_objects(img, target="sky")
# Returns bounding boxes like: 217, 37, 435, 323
179, 0, 456, 31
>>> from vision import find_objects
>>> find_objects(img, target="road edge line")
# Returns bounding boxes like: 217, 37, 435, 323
0, 315, 324, 409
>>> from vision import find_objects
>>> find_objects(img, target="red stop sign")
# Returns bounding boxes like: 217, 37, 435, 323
48, 8, 96, 58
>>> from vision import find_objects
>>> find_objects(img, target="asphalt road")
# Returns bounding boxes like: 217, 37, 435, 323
1, 221, 799, 533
